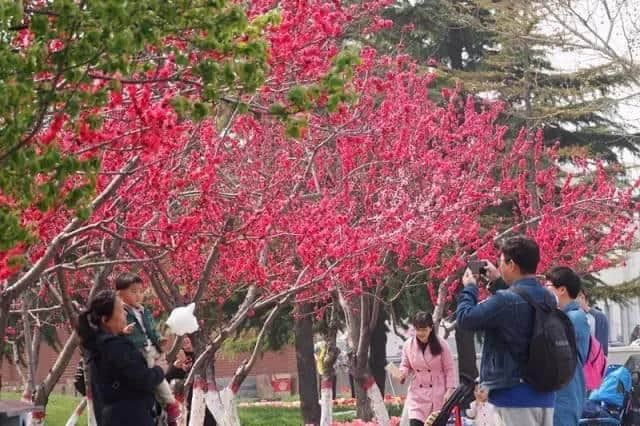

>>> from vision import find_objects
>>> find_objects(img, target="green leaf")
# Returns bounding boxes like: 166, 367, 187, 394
76, 207, 91, 221
30, 15, 49, 36
285, 118, 307, 139
269, 103, 288, 119
287, 86, 308, 110
192, 102, 210, 121
327, 94, 341, 112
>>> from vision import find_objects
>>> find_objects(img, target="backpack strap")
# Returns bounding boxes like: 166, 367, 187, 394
511, 286, 551, 313
508, 286, 545, 367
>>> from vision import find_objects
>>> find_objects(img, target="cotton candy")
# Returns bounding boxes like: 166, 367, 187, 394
166, 303, 199, 335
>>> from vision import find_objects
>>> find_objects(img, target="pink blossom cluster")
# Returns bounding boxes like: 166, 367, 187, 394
2, 0, 637, 314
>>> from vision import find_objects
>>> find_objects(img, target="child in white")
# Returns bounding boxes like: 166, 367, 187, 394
466, 384, 499, 426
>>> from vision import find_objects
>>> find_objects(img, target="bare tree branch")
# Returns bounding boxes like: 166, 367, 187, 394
228, 293, 293, 391
3, 155, 139, 298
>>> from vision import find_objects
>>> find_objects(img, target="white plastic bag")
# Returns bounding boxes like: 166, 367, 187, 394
166, 303, 199, 335
385, 362, 403, 380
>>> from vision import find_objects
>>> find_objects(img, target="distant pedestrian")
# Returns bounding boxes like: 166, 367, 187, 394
631, 325, 640, 343
545, 266, 590, 426
165, 337, 216, 426
399, 311, 457, 426
578, 288, 609, 355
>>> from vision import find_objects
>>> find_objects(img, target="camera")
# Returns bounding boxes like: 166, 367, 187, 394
467, 260, 488, 276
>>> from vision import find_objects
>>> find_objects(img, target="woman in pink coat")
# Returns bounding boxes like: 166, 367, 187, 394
400, 311, 457, 426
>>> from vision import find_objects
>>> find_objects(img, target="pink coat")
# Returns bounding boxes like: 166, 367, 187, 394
400, 336, 457, 422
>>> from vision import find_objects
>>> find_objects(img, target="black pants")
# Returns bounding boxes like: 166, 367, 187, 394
409, 420, 424, 426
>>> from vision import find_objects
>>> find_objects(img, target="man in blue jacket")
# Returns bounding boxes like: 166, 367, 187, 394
578, 288, 609, 355
456, 236, 556, 426
545, 266, 590, 426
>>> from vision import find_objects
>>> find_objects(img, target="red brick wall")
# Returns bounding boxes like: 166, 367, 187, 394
1, 330, 80, 391
214, 346, 298, 377
1, 330, 297, 390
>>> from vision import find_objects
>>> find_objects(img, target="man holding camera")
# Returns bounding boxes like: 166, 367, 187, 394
456, 236, 556, 426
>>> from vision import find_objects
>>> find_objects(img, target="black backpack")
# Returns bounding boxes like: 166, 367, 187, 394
512, 286, 578, 392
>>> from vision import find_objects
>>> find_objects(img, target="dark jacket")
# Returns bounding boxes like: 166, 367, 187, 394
456, 277, 557, 391
125, 304, 162, 351
85, 331, 164, 426
589, 307, 609, 356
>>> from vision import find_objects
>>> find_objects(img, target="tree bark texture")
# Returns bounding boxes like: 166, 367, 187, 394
294, 303, 320, 425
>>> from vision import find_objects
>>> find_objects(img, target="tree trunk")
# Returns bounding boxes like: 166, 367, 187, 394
204, 365, 241, 426
319, 377, 334, 426
189, 375, 207, 426
354, 375, 374, 421
206, 296, 289, 426
204, 387, 240, 426
354, 372, 389, 424
433, 279, 451, 330
173, 381, 188, 426
319, 300, 339, 426
0, 296, 9, 391
338, 287, 389, 425
294, 303, 320, 425
27, 332, 80, 426
369, 310, 387, 396
447, 27, 464, 70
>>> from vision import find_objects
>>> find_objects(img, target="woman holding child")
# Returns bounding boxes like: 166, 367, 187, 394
77, 289, 165, 426
116, 273, 180, 425
400, 311, 457, 426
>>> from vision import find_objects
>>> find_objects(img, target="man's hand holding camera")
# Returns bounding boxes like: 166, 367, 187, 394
463, 260, 500, 286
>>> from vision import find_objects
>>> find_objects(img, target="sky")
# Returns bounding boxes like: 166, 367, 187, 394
542, 0, 640, 130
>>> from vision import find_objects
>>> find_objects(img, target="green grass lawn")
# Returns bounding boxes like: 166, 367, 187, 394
0, 392, 87, 425
0, 392, 402, 425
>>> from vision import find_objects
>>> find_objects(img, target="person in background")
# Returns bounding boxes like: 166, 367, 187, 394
165, 337, 217, 426
466, 383, 499, 426
314, 337, 337, 398
165, 336, 194, 382
578, 288, 609, 355
76, 290, 165, 426
399, 311, 457, 426
545, 266, 590, 426
456, 236, 556, 426
631, 325, 640, 344
116, 272, 181, 426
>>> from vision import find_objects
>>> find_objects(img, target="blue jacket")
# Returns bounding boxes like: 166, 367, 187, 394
589, 307, 609, 356
554, 301, 590, 426
456, 277, 557, 392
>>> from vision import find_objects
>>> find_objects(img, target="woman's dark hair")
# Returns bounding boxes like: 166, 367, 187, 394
77, 290, 117, 344
411, 311, 442, 356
